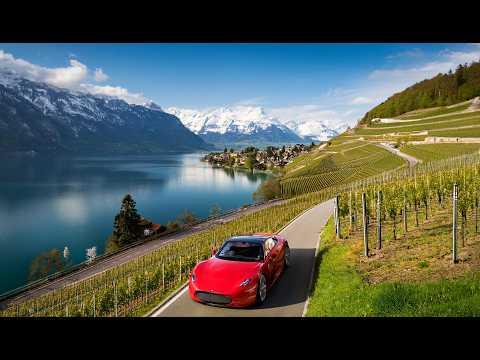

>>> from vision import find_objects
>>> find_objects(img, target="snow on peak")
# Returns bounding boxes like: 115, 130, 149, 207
166, 105, 292, 136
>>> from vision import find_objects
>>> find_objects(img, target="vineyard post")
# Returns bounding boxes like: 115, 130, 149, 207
179, 256, 182, 284
403, 192, 408, 237
452, 183, 458, 264
114, 281, 118, 317
162, 262, 165, 291
476, 196, 479, 234
362, 192, 368, 257
349, 191, 352, 234
335, 195, 341, 239
333, 196, 338, 236
145, 270, 148, 304
376, 190, 382, 250
65, 304, 69, 317
93, 292, 96, 318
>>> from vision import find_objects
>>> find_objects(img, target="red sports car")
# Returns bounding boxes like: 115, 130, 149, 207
188, 233, 291, 308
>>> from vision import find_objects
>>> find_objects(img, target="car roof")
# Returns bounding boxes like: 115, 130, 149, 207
227, 235, 271, 244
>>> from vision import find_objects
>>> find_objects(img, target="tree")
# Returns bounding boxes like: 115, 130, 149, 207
230, 148, 234, 153
253, 177, 281, 201
244, 154, 258, 171
111, 194, 142, 248
209, 203, 222, 217
224, 147, 228, 153
177, 209, 198, 226
29, 248, 66, 281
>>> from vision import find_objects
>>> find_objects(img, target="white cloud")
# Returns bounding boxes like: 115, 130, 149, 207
351, 96, 374, 105
386, 48, 424, 59
0, 49, 149, 105
440, 48, 480, 65
0, 50, 88, 88
81, 84, 149, 105
94, 67, 109, 82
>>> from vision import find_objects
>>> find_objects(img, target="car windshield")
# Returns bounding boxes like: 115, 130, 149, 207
216, 240, 264, 262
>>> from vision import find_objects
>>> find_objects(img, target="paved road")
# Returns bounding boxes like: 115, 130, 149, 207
0, 199, 284, 309
376, 143, 421, 166
152, 199, 334, 317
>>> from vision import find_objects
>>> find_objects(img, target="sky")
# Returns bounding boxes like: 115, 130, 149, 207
1, 43, 480, 130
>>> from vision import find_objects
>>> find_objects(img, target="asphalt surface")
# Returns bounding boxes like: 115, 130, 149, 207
0, 199, 284, 309
152, 199, 334, 317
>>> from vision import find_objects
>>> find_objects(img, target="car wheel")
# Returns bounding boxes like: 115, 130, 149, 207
284, 245, 291, 268
256, 274, 267, 305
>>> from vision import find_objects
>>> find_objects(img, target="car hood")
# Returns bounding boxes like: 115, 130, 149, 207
194, 257, 262, 294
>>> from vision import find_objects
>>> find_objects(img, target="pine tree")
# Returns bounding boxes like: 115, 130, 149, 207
112, 194, 142, 247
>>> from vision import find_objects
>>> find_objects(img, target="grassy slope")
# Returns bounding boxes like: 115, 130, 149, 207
398, 103, 471, 120
307, 219, 480, 316
401, 143, 480, 162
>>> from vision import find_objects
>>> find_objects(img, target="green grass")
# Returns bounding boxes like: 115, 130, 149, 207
400, 143, 480, 162
398, 103, 471, 120
356, 115, 480, 135
306, 218, 480, 316
371, 110, 480, 129
430, 127, 480, 138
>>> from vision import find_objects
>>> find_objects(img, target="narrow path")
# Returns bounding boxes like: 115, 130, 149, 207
376, 142, 421, 166
152, 199, 334, 317
0, 199, 285, 309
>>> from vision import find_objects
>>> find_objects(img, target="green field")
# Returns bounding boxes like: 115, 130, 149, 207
306, 220, 480, 316
430, 127, 480, 138
355, 115, 480, 135
370, 110, 480, 129
401, 143, 480, 162
397, 103, 471, 120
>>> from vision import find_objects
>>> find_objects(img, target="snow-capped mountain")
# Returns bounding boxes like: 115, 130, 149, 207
0, 69, 210, 154
166, 105, 334, 148
280, 118, 339, 142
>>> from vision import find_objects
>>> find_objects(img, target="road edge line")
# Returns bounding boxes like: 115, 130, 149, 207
145, 281, 189, 317
302, 212, 333, 318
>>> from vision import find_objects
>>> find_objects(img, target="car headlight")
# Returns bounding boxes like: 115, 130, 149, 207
240, 278, 251, 287
191, 272, 196, 282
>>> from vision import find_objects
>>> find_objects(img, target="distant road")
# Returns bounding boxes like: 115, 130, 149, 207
376, 143, 421, 166
0, 199, 285, 309
151, 199, 334, 317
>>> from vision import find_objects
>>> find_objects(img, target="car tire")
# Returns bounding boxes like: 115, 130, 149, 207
284, 245, 291, 268
256, 274, 267, 305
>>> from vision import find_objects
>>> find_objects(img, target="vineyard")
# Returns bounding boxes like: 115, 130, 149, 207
0, 189, 330, 317
397, 102, 471, 120
330, 153, 480, 267
400, 144, 480, 162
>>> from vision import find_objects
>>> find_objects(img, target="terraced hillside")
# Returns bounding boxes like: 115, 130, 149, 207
281, 96, 480, 198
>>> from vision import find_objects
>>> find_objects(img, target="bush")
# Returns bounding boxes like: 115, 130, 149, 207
253, 176, 281, 201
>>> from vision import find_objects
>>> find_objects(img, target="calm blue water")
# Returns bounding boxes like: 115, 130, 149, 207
0, 153, 267, 294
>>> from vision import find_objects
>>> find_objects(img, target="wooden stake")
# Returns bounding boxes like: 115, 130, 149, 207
362, 193, 369, 257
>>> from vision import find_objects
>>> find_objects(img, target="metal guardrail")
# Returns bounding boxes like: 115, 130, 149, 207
0, 199, 280, 304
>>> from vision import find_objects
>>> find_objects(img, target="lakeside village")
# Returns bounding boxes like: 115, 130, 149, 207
202, 143, 318, 171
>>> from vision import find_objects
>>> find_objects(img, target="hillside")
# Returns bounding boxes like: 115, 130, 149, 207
0, 71, 211, 155
361, 60, 480, 125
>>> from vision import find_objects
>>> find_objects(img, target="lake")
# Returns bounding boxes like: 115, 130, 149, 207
0, 153, 267, 294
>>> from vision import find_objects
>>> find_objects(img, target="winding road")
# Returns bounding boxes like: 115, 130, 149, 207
376, 143, 421, 166
151, 199, 334, 317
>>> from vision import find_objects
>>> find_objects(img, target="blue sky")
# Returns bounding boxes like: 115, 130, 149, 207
1, 43, 479, 129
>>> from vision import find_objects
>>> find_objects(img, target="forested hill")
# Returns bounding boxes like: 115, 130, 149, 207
360, 60, 480, 125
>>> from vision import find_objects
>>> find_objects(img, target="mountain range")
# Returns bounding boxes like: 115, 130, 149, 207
166, 105, 338, 148
0, 70, 210, 155
0, 69, 339, 154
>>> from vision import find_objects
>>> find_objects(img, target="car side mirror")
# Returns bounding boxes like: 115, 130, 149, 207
211, 246, 217, 256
